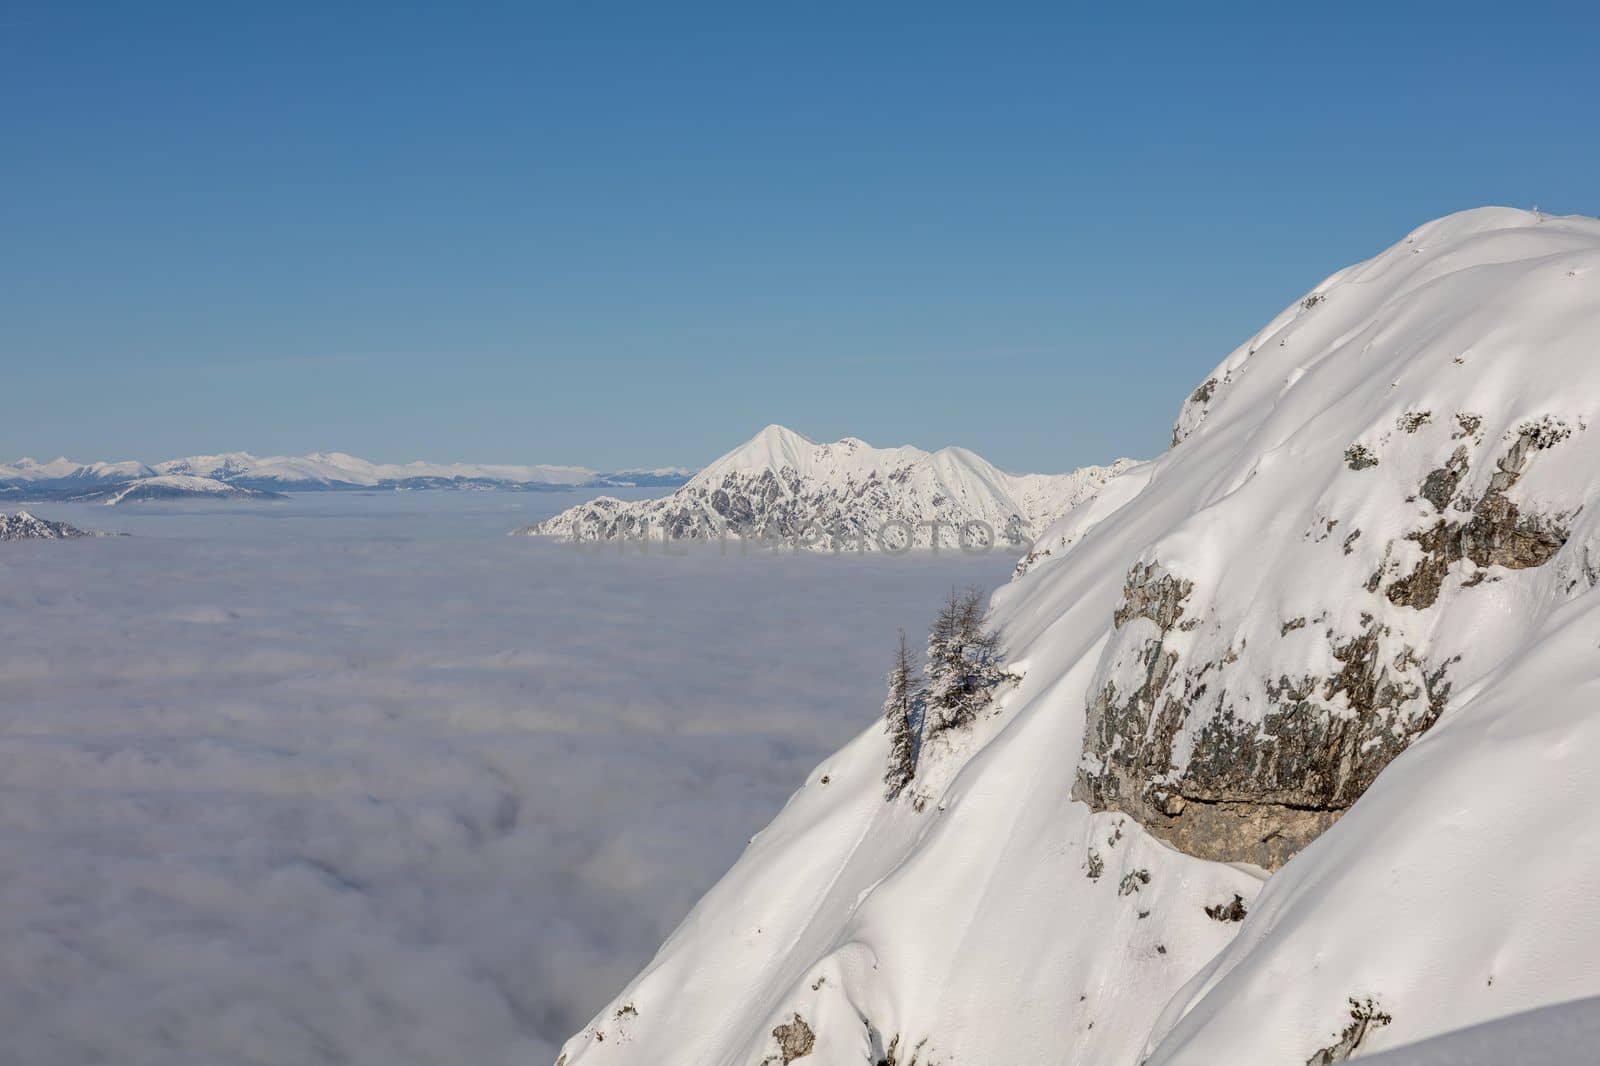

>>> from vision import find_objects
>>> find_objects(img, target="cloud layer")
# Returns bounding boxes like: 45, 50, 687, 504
0, 493, 1014, 1065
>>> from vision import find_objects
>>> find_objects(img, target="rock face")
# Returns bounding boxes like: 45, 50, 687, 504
552, 209, 1600, 1066
522, 425, 1136, 551
1073, 562, 1452, 869
0, 511, 96, 541
1073, 411, 1578, 869
1386, 420, 1572, 609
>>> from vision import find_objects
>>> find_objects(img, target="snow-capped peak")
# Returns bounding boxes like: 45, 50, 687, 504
525, 424, 1136, 550
692, 424, 834, 479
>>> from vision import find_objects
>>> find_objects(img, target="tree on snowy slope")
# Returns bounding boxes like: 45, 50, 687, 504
924, 586, 1016, 736
882, 629, 923, 799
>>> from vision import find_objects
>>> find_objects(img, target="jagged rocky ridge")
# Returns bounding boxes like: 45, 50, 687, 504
0, 511, 101, 541
554, 209, 1600, 1066
521, 425, 1136, 550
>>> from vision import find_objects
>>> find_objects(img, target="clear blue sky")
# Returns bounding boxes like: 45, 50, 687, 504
4, 2, 1597, 472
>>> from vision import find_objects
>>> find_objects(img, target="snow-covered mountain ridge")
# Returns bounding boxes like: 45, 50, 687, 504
0, 451, 694, 502
521, 425, 1137, 550
94, 475, 285, 506
0, 511, 104, 541
556, 208, 1600, 1066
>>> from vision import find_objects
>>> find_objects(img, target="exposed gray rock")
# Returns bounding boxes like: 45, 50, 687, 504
1343, 443, 1379, 470
1075, 561, 1456, 870
1396, 410, 1432, 433
1171, 375, 1227, 448
1388, 424, 1571, 610
1073, 415, 1580, 870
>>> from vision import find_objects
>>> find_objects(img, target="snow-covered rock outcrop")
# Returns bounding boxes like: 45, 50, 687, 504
0, 511, 98, 541
554, 208, 1600, 1066
521, 425, 1136, 550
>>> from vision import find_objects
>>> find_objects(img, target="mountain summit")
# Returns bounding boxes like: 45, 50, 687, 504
520, 427, 1136, 550
553, 208, 1600, 1066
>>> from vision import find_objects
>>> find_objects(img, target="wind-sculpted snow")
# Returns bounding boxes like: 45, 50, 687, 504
1358, 997, 1600, 1066
556, 209, 1600, 1066
523, 425, 1135, 551
0, 493, 1014, 1066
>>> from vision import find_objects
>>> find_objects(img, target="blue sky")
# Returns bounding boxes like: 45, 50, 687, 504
4, 2, 1597, 472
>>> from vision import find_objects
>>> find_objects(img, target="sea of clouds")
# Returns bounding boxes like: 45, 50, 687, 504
0, 492, 1015, 1065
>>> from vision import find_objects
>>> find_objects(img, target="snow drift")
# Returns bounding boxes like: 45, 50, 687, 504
554, 208, 1600, 1066
521, 424, 1135, 551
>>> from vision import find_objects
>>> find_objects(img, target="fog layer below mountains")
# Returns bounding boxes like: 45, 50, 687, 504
0, 492, 1015, 1066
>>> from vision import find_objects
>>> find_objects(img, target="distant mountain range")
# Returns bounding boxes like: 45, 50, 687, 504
521, 424, 1137, 550
0, 451, 695, 505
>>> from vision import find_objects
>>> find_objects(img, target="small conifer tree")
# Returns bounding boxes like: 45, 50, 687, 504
924, 586, 1016, 735
882, 629, 921, 798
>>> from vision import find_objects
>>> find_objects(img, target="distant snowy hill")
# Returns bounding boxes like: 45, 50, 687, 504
520, 425, 1136, 550
0, 457, 155, 484
84, 475, 286, 506
0, 511, 104, 541
0, 451, 694, 502
152, 451, 603, 490
597, 466, 698, 488
554, 209, 1600, 1066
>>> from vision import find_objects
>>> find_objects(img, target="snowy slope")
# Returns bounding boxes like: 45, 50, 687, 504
1360, 997, 1600, 1065
522, 425, 1136, 550
555, 209, 1600, 1066
88, 475, 286, 506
